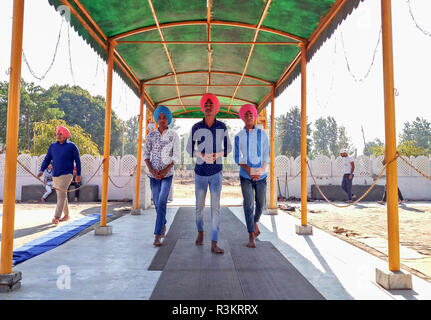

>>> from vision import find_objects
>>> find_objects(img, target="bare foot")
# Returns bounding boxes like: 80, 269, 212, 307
195, 231, 204, 246
211, 241, 224, 254
59, 215, 69, 222
52, 218, 59, 225
254, 222, 261, 238
41, 198, 46, 203
153, 235, 162, 247
247, 233, 256, 248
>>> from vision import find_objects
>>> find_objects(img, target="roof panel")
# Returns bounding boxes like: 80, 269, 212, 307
48, 0, 360, 118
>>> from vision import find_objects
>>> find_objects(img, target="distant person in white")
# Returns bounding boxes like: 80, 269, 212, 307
41, 163, 54, 202
340, 148, 356, 203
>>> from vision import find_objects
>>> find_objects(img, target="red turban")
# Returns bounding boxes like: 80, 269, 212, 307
200, 93, 220, 115
56, 125, 71, 139
239, 104, 257, 122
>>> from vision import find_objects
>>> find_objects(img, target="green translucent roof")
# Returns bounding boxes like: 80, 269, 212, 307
48, 0, 362, 118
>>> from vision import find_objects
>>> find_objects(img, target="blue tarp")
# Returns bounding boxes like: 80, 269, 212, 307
13, 213, 112, 265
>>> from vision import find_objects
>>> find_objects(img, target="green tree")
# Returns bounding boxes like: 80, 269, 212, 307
363, 138, 384, 156
0, 80, 64, 152
399, 117, 431, 154
123, 116, 139, 156
312, 116, 353, 157
397, 140, 428, 158
45, 85, 123, 155
275, 106, 311, 158
367, 139, 427, 158
31, 119, 99, 156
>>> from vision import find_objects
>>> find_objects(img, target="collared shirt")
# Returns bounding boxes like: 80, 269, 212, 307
234, 126, 270, 181
143, 128, 180, 179
186, 118, 232, 177
40, 140, 81, 177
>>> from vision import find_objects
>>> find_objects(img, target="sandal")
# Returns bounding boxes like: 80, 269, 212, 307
52, 218, 59, 225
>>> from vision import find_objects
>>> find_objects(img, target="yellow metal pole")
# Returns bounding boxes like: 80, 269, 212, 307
100, 41, 115, 227
1, 0, 25, 275
300, 43, 307, 226
270, 86, 275, 209
381, 0, 400, 271
134, 88, 145, 209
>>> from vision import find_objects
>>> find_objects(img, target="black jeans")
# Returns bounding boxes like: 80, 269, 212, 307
341, 174, 354, 200
381, 186, 404, 202
69, 181, 81, 199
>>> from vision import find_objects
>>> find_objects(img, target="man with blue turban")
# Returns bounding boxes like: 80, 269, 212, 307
143, 106, 180, 246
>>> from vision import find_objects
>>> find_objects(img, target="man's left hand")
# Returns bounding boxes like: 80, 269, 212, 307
76, 176, 81, 183
349, 174, 353, 180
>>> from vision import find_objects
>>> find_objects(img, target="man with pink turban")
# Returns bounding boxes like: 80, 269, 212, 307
186, 93, 232, 254
38, 125, 81, 224
234, 104, 270, 248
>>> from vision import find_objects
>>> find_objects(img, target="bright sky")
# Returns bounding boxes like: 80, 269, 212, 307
0, 0, 430, 154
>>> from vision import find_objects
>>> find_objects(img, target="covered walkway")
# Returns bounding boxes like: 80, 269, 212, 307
3, 206, 431, 300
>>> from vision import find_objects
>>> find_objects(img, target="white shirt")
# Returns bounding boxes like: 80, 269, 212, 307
143, 128, 180, 178
343, 156, 354, 174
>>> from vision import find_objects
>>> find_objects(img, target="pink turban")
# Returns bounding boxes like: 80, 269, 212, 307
239, 104, 257, 122
56, 125, 71, 139
200, 93, 220, 115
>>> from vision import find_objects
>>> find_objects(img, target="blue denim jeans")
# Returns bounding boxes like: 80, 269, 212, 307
240, 176, 267, 233
195, 171, 222, 242
341, 173, 354, 200
150, 175, 173, 235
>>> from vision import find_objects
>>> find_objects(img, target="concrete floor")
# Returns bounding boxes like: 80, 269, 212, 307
2, 206, 431, 300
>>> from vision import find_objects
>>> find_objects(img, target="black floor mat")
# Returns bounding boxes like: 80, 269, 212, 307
149, 207, 325, 300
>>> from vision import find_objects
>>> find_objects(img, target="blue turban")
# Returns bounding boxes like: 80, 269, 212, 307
153, 105, 173, 125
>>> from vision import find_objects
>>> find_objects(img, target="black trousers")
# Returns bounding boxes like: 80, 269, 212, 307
381, 186, 404, 202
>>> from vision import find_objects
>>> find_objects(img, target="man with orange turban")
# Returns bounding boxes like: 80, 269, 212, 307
186, 93, 231, 254
234, 104, 270, 248
38, 125, 81, 224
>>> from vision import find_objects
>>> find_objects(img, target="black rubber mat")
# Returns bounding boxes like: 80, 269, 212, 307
148, 206, 248, 270
149, 207, 325, 300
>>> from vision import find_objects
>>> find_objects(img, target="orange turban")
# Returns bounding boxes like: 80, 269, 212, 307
56, 125, 71, 139
200, 93, 220, 115
239, 104, 257, 122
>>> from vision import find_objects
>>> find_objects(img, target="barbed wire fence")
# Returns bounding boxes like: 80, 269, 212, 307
407, 0, 431, 38
22, 19, 64, 81
340, 26, 382, 83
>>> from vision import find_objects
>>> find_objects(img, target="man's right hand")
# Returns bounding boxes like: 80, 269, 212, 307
37, 172, 43, 178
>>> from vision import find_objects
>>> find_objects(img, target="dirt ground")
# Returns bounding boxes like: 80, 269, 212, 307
278, 200, 431, 282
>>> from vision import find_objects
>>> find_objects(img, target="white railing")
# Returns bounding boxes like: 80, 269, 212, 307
274, 154, 431, 201
0, 154, 138, 201
1, 153, 431, 201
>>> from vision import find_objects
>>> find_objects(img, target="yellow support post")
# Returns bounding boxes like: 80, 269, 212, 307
269, 87, 275, 209
145, 107, 155, 138
300, 43, 308, 227
134, 89, 145, 210
257, 108, 267, 130
99, 41, 115, 230
1, 0, 25, 276
381, 0, 400, 272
